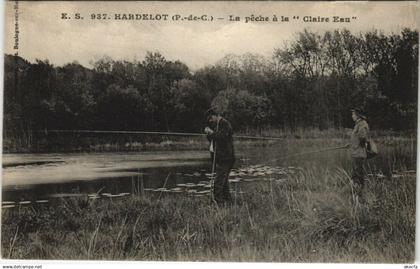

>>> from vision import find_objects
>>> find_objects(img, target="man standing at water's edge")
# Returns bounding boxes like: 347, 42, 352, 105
349, 108, 369, 202
204, 109, 235, 205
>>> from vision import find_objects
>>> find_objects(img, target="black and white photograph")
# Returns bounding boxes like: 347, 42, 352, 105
1, 1, 418, 266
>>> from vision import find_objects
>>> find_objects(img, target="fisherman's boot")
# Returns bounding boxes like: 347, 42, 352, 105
222, 163, 233, 206
222, 183, 232, 206
213, 184, 223, 206
213, 168, 225, 206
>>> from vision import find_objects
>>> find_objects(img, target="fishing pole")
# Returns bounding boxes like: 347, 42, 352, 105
209, 119, 221, 204
38, 129, 286, 141
210, 137, 217, 203
267, 145, 349, 163
37, 129, 349, 163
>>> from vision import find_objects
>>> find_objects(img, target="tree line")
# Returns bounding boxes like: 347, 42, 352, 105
3, 28, 418, 145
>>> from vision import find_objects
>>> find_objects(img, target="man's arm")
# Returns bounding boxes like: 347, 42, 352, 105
207, 119, 232, 141
358, 121, 369, 147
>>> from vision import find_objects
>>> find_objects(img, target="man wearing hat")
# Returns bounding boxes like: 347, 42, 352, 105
349, 108, 369, 200
204, 109, 235, 205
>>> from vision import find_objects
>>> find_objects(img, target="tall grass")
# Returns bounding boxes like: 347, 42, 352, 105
1, 160, 415, 262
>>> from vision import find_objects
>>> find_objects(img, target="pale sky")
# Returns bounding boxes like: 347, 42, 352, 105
4, 1, 419, 70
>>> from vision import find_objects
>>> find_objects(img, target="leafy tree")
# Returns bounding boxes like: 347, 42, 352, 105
3, 28, 418, 152
212, 89, 272, 131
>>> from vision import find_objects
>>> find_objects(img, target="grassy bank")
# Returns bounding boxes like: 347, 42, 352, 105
3, 128, 416, 153
3, 132, 272, 153
2, 165, 415, 262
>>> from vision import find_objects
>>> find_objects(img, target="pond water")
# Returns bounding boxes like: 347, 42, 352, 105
2, 139, 416, 206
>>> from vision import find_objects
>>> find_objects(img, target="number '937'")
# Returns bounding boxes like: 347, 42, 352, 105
91, 14, 110, 20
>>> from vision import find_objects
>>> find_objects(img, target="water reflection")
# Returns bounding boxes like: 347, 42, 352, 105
1, 162, 304, 206
2, 141, 416, 205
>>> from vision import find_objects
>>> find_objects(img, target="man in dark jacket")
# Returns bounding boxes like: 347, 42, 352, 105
204, 109, 235, 205
350, 108, 369, 200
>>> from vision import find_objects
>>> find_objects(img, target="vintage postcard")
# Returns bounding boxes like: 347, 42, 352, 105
1, 0, 418, 266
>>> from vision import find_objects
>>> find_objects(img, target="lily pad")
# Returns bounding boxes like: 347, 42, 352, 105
171, 187, 183, 191
196, 190, 211, 194
170, 190, 183, 193
106, 193, 130, 197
